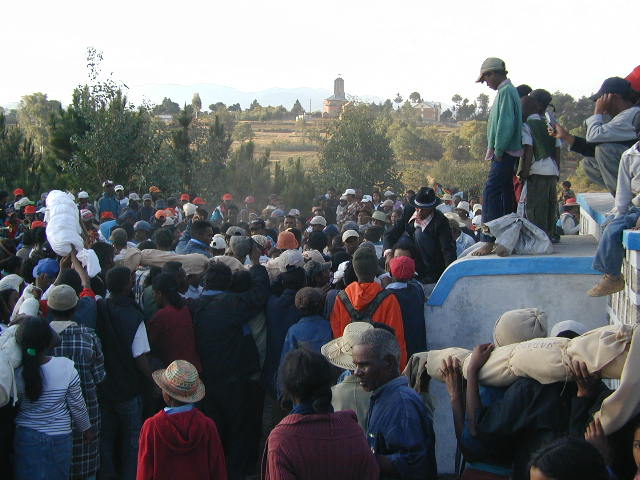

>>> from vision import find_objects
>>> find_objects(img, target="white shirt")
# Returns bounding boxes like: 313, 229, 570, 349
131, 322, 150, 358
615, 142, 640, 216
521, 114, 561, 177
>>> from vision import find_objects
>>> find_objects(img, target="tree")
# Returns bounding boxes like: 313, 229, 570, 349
233, 122, 254, 142
153, 97, 180, 115
0, 112, 42, 192
291, 99, 305, 117
393, 93, 403, 109
228, 103, 242, 112
48, 48, 158, 190
475, 94, 490, 120
172, 105, 194, 191
249, 99, 261, 111
222, 141, 271, 198
16, 92, 61, 154
208, 102, 226, 112
194, 113, 233, 197
391, 124, 443, 162
192, 93, 202, 119
318, 103, 402, 192
440, 109, 453, 122
409, 92, 422, 104
280, 158, 316, 212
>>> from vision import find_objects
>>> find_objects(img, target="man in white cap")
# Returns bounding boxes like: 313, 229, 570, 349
309, 215, 327, 232
114, 184, 129, 210
455, 201, 472, 228
338, 188, 359, 225
436, 193, 454, 214
474, 57, 522, 256
77, 191, 95, 214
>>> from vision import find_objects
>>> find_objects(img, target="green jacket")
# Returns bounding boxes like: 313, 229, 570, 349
487, 80, 522, 158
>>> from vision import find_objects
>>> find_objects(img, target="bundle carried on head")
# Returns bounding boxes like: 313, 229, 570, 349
44, 190, 101, 277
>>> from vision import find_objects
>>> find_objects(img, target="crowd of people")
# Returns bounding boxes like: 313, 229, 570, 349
0, 56, 639, 480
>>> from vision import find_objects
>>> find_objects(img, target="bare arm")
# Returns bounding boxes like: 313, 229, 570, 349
465, 343, 494, 436
441, 357, 465, 442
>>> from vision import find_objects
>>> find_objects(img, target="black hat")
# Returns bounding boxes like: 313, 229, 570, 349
414, 187, 439, 208
590, 77, 632, 101
529, 89, 553, 109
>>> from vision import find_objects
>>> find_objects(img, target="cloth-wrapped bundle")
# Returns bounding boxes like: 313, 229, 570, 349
408, 324, 637, 434
44, 190, 101, 277
113, 248, 210, 276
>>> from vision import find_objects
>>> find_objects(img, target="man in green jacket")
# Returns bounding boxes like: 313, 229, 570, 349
473, 57, 523, 256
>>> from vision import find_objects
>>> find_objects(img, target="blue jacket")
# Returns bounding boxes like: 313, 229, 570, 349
279, 315, 332, 366
386, 281, 426, 357
367, 376, 437, 480
98, 193, 120, 217
179, 238, 212, 258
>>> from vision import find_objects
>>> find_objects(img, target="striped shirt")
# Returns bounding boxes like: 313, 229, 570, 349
16, 356, 91, 436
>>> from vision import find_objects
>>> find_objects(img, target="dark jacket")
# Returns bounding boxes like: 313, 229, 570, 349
261, 289, 303, 397
387, 281, 426, 357
191, 265, 270, 386
384, 208, 456, 284
96, 296, 144, 403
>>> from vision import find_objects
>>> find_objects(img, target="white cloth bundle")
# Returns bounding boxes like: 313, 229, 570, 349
44, 190, 101, 278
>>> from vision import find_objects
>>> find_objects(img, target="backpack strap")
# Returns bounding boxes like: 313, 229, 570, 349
337, 290, 363, 322
361, 289, 392, 320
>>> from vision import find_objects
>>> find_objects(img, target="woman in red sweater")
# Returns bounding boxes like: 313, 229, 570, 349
262, 349, 379, 480
148, 273, 202, 371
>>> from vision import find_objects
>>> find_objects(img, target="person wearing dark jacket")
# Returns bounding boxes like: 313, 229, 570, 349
191, 245, 269, 480
384, 186, 456, 286
96, 266, 154, 480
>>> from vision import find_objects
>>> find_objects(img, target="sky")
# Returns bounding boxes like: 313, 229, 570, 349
2, 0, 637, 108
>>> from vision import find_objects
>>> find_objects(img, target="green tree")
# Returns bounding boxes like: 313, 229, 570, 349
223, 141, 271, 198
249, 99, 261, 111
280, 158, 316, 212
16, 92, 61, 154
291, 99, 305, 117
409, 91, 422, 104
318, 103, 402, 192
475, 94, 490, 120
0, 112, 42, 192
152, 97, 180, 115
172, 105, 194, 191
208, 102, 226, 112
228, 103, 242, 112
391, 124, 443, 162
195, 113, 233, 197
192, 93, 202, 119
233, 122, 254, 142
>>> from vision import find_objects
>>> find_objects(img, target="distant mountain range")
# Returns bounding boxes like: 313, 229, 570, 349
128, 83, 384, 112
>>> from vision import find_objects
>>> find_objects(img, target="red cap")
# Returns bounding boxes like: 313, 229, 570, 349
24, 205, 36, 214
192, 197, 205, 205
390, 256, 416, 280
626, 65, 640, 92
149, 186, 161, 193
180, 193, 190, 201
244, 195, 255, 204
13, 188, 24, 196
30, 221, 45, 229
100, 211, 115, 220
222, 193, 233, 201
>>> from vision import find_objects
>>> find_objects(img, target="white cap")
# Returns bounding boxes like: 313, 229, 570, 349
288, 209, 300, 216
210, 234, 228, 250
342, 230, 359, 242
310, 216, 327, 226
472, 215, 483, 227
441, 193, 453, 201
339, 195, 347, 201
384, 190, 395, 197
343, 188, 356, 196
183, 203, 197, 216
456, 201, 470, 213
549, 320, 588, 338
361, 195, 373, 203
78, 191, 89, 199
473, 203, 482, 214
129, 193, 140, 201
114, 184, 124, 192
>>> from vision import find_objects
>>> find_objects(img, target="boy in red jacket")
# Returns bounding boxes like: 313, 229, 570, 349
137, 360, 227, 480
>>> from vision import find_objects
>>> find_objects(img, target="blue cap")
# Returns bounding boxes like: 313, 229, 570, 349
591, 77, 632, 101
33, 258, 60, 279
134, 220, 153, 232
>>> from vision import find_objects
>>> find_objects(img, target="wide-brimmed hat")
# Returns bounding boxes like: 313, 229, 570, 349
152, 360, 205, 403
321, 322, 374, 370
414, 187, 439, 208
563, 198, 579, 208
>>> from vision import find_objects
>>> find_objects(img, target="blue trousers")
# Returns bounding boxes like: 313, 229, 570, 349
481, 153, 517, 241
14, 426, 72, 480
98, 395, 142, 480
593, 208, 640, 275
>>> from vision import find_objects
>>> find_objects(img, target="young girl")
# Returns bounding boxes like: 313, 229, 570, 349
14, 316, 92, 480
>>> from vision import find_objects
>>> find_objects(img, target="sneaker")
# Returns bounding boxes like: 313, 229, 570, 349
587, 275, 625, 297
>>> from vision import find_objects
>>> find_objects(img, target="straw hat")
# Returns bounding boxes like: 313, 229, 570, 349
321, 322, 373, 370
152, 360, 205, 403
